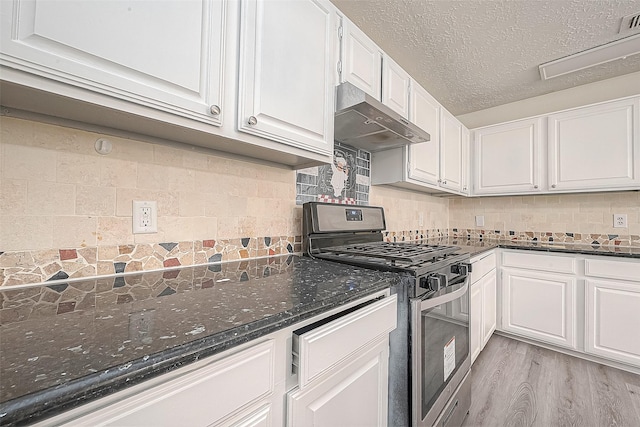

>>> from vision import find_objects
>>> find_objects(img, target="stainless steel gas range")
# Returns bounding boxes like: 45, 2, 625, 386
303, 202, 472, 427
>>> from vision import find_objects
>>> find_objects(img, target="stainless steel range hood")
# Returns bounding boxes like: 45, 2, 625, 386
334, 82, 430, 152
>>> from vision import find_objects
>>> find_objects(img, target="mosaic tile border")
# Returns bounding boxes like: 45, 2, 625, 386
0, 236, 301, 288
2, 227, 638, 288
383, 229, 449, 242
448, 228, 640, 247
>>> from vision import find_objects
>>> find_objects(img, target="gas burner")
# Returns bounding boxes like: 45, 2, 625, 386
322, 241, 460, 265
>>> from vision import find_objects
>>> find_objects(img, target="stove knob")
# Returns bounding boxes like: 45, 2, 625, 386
451, 263, 473, 275
427, 273, 448, 291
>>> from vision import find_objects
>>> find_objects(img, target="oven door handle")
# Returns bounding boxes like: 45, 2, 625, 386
419, 278, 469, 311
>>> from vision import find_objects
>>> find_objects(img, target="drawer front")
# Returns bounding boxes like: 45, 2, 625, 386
295, 294, 397, 388
470, 250, 496, 283
67, 340, 275, 426
585, 258, 640, 283
502, 250, 576, 274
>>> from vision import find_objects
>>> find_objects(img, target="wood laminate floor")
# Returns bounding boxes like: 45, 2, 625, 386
462, 335, 640, 427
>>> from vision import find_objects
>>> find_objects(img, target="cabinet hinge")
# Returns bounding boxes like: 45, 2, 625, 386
338, 25, 343, 40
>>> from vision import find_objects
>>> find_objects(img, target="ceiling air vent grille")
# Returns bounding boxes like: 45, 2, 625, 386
619, 12, 640, 35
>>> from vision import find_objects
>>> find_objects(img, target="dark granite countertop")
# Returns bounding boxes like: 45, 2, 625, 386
419, 237, 640, 259
0, 255, 401, 426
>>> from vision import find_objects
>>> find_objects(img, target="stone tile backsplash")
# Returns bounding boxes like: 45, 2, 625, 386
2, 115, 639, 288
0, 237, 300, 287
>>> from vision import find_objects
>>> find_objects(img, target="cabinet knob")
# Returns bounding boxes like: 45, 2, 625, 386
438, 179, 442, 183
209, 105, 221, 116
443, 181, 447, 185
248, 116, 258, 126
551, 184, 557, 188
534, 185, 539, 189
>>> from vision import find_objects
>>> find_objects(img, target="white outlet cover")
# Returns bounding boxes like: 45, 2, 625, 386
475, 215, 485, 227
613, 213, 628, 228
133, 200, 158, 233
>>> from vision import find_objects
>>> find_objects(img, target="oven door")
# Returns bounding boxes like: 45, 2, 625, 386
412, 276, 470, 427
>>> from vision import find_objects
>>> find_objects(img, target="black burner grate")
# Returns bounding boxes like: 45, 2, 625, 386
321, 241, 460, 264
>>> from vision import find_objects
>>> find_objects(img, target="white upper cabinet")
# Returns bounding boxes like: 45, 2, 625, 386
339, 19, 382, 100
461, 126, 470, 194
382, 56, 410, 118
473, 117, 543, 195
472, 96, 640, 196
0, 0, 226, 126
440, 109, 464, 192
237, 0, 335, 156
547, 97, 640, 191
372, 97, 469, 196
408, 82, 441, 185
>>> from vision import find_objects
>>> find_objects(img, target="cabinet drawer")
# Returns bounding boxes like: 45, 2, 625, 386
65, 340, 275, 426
293, 294, 397, 388
470, 250, 496, 283
502, 251, 576, 274
585, 258, 640, 282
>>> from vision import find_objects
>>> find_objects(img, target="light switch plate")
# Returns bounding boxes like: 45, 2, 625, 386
475, 215, 485, 227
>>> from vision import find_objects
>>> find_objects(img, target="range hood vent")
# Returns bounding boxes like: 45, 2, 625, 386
334, 82, 430, 152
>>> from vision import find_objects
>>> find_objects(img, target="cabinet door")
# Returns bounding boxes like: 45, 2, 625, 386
440, 110, 464, 192
461, 126, 471, 194
382, 56, 410, 118
238, 0, 335, 155
408, 82, 440, 185
501, 268, 577, 349
287, 339, 389, 427
469, 282, 483, 364
0, 0, 225, 126
481, 270, 497, 347
586, 279, 640, 367
548, 97, 640, 191
474, 118, 543, 194
340, 19, 382, 100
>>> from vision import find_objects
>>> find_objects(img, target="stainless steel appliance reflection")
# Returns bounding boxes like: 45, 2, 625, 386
303, 202, 471, 426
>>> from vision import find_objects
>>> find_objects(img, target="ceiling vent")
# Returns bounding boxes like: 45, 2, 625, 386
619, 11, 640, 35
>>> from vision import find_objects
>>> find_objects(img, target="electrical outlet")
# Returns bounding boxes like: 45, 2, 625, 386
418, 212, 424, 227
613, 213, 628, 228
132, 201, 158, 233
475, 215, 485, 227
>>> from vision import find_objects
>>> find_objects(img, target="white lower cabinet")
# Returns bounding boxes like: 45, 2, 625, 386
481, 270, 497, 347
287, 338, 389, 427
56, 340, 277, 427
501, 268, 577, 350
584, 257, 640, 367
288, 294, 397, 427
498, 250, 640, 372
34, 291, 397, 427
585, 279, 640, 370
469, 280, 483, 363
470, 251, 497, 363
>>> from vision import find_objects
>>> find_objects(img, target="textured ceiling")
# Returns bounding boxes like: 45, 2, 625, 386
330, 0, 640, 115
